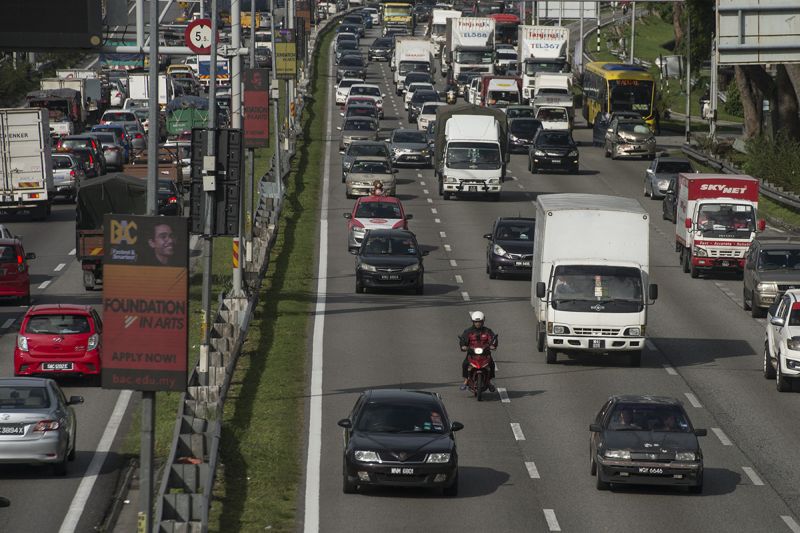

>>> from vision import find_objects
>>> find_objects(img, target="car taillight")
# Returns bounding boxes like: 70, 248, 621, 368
70, 170, 76, 177
168, 195, 178, 204
33, 420, 60, 432
135, 133, 144, 139
88, 154, 94, 165
17, 336, 28, 352
87, 333, 99, 351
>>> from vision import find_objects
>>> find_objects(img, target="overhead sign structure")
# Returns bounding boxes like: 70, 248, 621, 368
0, 0, 103, 50
102, 215, 189, 392
717, 0, 800, 65
537, 2, 597, 20
244, 69, 270, 148
185, 18, 215, 55
275, 29, 298, 80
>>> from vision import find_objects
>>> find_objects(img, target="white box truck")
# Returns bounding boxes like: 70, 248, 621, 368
430, 9, 461, 57
127, 72, 174, 107
0, 108, 54, 220
393, 37, 436, 94
532, 194, 658, 367
532, 72, 574, 120
445, 17, 495, 82
517, 25, 570, 103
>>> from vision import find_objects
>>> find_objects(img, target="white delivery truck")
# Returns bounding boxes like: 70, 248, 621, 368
0, 108, 54, 220
430, 9, 461, 57
532, 72, 574, 119
674, 173, 763, 278
532, 194, 658, 367
393, 37, 436, 94
127, 72, 174, 107
517, 25, 569, 103
445, 17, 495, 82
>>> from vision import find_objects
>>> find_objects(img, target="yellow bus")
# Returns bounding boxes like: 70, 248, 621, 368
582, 62, 656, 127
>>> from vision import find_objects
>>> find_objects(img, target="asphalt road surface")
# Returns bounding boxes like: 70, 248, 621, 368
302, 22, 800, 533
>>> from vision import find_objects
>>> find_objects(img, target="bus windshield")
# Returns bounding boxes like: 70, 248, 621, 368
609, 79, 653, 116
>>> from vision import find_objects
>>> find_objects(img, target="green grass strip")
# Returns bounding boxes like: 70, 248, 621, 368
206, 27, 332, 533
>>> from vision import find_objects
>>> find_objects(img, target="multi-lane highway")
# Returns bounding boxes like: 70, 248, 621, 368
303, 22, 800, 533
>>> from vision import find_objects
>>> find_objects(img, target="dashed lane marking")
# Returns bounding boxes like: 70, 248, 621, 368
517, 183, 524, 189
38, 280, 51, 290
427, 198, 433, 203
454, 274, 463, 284
435, 218, 441, 223
461, 291, 470, 301
54, 263, 66, 272
417, 173, 423, 178
684, 392, 702, 408
439, 231, 446, 238
444, 244, 451, 252
510, 422, 525, 441
543, 509, 561, 532
449, 259, 458, 267
525, 460, 540, 478
431, 208, 438, 214
742, 466, 764, 486
712, 427, 733, 446
663, 365, 678, 376
782, 516, 800, 533
645, 339, 656, 351
69, 249, 76, 255
423, 189, 429, 195
498, 387, 510, 403
2, 319, 15, 329
420, 180, 426, 186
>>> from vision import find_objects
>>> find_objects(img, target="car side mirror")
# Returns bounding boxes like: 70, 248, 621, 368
339, 149, 345, 154
25, 252, 36, 260
648, 283, 658, 301
337, 418, 352, 428
694, 428, 707, 437
483, 233, 492, 239
349, 249, 359, 255
67, 395, 85, 405
343, 213, 352, 219
405, 214, 413, 220
536, 281, 546, 298
451, 421, 464, 432
340, 112, 344, 117
771, 316, 785, 327
589, 423, 602, 432
337, 126, 342, 130
422, 250, 429, 256
757, 219, 766, 232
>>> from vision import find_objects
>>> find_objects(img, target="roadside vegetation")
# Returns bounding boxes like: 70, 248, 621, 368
0, 52, 87, 107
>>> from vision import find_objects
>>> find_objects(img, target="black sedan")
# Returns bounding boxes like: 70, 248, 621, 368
484, 217, 534, 278
368, 37, 394, 62
338, 389, 463, 495
337, 55, 367, 82
528, 130, 579, 174
352, 229, 427, 294
407, 89, 440, 123
590, 395, 707, 493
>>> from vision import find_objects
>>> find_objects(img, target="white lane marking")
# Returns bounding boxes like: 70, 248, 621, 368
431, 208, 438, 214
645, 339, 656, 351
782, 516, 800, 533
434, 218, 441, 223
427, 198, 433, 204
508, 175, 517, 180
531, 200, 536, 205
684, 392, 702, 408
461, 291, 470, 301
498, 387, 510, 403
525, 460, 540, 478
420, 180, 426, 186
663, 364, 678, 376
439, 231, 447, 238
517, 183, 524, 189
449, 259, 458, 267
58, 390, 132, 533
38, 280, 51, 290
543, 509, 561, 532
444, 244, 451, 252
711, 427, 732, 446
510, 422, 525, 441
54, 263, 66, 272
2, 318, 15, 329
423, 189, 429, 195
742, 466, 764, 486
69, 248, 76, 255
454, 274, 463, 284
303, 42, 335, 533
417, 173, 423, 178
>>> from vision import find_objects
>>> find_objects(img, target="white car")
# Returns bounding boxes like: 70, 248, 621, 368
404, 82, 435, 110
348, 84, 384, 117
536, 106, 571, 131
417, 101, 445, 131
765, 289, 800, 392
336, 78, 363, 105
467, 76, 481, 104
362, 7, 380, 25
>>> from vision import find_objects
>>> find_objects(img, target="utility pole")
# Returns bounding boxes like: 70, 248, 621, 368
710, 35, 718, 141
231, 0, 244, 295
596, 2, 600, 55
684, 12, 691, 143
286, 0, 295, 153
245, 0, 256, 276
270, 2, 282, 185
630, 2, 636, 63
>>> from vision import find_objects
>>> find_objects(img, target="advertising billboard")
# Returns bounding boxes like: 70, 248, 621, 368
102, 215, 189, 392
275, 29, 297, 80
244, 68, 270, 148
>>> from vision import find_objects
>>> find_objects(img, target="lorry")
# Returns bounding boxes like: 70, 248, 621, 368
197, 56, 231, 87
434, 103, 507, 201
382, 2, 414, 33
532, 72, 574, 119
444, 17, 495, 83
532, 194, 658, 367
517, 25, 570, 103
40, 77, 99, 123
430, 9, 462, 57
165, 96, 212, 138
478, 75, 522, 109
56, 69, 111, 110
127, 72, 175, 107
0, 108, 54, 221
393, 37, 436, 93
674, 174, 764, 278
76, 173, 147, 290
26, 89, 84, 137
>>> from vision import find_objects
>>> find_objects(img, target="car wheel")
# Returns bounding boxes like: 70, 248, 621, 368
590, 453, 597, 476
355, 278, 364, 294
342, 174, 346, 183
604, 143, 610, 158
764, 342, 776, 379
627, 350, 642, 367
682, 248, 690, 274
415, 281, 424, 295
596, 469, 610, 490
662, 207, 668, 220
776, 356, 792, 392
690, 258, 699, 279
68, 433, 76, 461
742, 287, 751, 311
443, 191, 452, 200
546, 348, 557, 364
343, 472, 358, 494
527, 157, 532, 172
489, 267, 497, 279
610, 144, 618, 160
438, 178, 444, 196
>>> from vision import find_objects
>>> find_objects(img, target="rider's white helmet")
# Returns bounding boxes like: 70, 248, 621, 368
470, 311, 485, 322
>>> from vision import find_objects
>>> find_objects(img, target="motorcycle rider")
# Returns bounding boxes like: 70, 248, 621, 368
459, 311, 497, 391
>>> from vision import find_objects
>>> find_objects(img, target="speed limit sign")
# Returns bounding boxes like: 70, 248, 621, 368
184, 18, 215, 54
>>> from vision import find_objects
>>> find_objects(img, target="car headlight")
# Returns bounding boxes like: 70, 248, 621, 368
360, 263, 377, 272
657, 179, 670, 189
509, 134, 519, 142
694, 247, 708, 257
568, 150, 579, 157
343, 162, 352, 170
552, 325, 569, 335
604, 449, 631, 460
786, 337, 800, 351
354, 450, 380, 462
533, 149, 545, 156
675, 451, 696, 461
488, 178, 500, 185
421, 149, 429, 155
426, 453, 451, 463
624, 326, 643, 336
492, 244, 507, 257
352, 226, 366, 234
757, 282, 778, 293
16, 336, 28, 352
444, 176, 458, 183
402, 263, 420, 272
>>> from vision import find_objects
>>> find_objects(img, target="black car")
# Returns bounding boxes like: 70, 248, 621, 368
352, 229, 427, 294
508, 118, 542, 153
408, 89, 440, 123
61, 147, 102, 178
527, 130, 579, 174
662, 179, 678, 222
338, 389, 463, 495
590, 395, 707, 493
397, 71, 433, 96
455, 71, 480, 96
157, 179, 182, 216
337, 55, 368, 82
368, 37, 394, 62
484, 217, 535, 278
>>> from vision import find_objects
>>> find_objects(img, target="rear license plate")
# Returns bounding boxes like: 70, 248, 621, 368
408, 155, 419, 160
390, 467, 414, 474
638, 467, 664, 474
380, 275, 400, 281
551, 159, 561, 164
0, 424, 24, 435
721, 261, 730, 267
514, 261, 531, 267
469, 186, 477, 192
589, 339, 604, 349
42, 362, 73, 371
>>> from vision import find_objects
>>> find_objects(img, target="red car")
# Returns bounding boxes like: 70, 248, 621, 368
0, 238, 35, 305
15, 305, 102, 378
343, 195, 412, 251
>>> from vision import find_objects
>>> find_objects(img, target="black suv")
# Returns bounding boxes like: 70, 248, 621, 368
743, 237, 800, 317
484, 217, 535, 279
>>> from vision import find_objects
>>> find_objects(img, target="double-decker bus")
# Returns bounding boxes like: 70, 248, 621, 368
582, 62, 656, 127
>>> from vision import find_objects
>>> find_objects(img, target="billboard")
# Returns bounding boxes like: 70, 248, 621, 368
537, 2, 597, 20
244, 68, 270, 148
717, 0, 800, 65
0, 0, 103, 50
102, 215, 189, 392
275, 29, 297, 80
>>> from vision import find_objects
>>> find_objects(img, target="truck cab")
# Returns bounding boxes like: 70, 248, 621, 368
439, 115, 503, 200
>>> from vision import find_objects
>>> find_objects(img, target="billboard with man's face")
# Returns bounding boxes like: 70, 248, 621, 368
101, 215, 189, 392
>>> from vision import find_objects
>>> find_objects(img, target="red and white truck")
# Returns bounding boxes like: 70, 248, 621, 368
675, 173, 765, 278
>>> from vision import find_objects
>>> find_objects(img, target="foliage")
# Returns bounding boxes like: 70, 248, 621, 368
677, 0, 714, 70
723, 81, 744, 118
0, 62, 33, 107
743, 132, 800, 191
653, 3, 673, 22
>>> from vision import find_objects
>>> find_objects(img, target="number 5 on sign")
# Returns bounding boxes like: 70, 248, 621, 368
184, 18, 215, 54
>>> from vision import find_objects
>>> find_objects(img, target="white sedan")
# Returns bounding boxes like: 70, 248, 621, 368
417, 101, 445, 131
336, 78, 364, 106
536, 106, 571, 131
765, 289, 800, 392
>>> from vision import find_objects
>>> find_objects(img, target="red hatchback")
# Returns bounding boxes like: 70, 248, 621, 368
15, 305, 102, 378
0, 238, 35, 305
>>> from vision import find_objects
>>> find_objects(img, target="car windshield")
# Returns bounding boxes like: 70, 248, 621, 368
487, 90, 519, 106
412, 91, 439, 103
355, 202, 402, 218
95, 133, 117, 145
60, 139, 90, 149
26, 314, 91, 335
393, 131, 426, 143
446, 142, 501, 170
347, 107, 376, 118
456, 73, 479, 84
373, 38, 392, 48
339, 79, 359, 90
351, 161, 391, 173
507, 108, 535, 119
405, 73, 432, 85
758, 249, 800, 271
0, 386, 51, 409
537, 108, 568, 121
356, 402, 446, 433
399, 61, 430, 75
495, 222, 534, 241
339, 40, 358, 50
340, 56, 364, 67
0, 246, 18, 263
697, 204, 755, 235
609, 79, 653, 115
655, 161, 693, 174
104, 112, 135, 122
524, 61, 567, 76
52, 156, 73, 170
351, 86, 380, 96
344, 120, 376, 131
362, 235, 418, 256
350, 145, 388, 157
607, 404, 691, 433
421, 103, 441, 114
551, 265, 644, 313
510, 120, 541, 135
497, 51, 517, 60
619, 122, 651, 135
454, 50, 493, 64
537, 132, 572, 146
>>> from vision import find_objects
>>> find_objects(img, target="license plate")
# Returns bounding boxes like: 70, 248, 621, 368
551, 159, 561, 164
589, 339, 604, 349
515, 261, 531, 267
42, 362, 73, 371
469, 186, 477, 192
390, 467, 415, 474
380, 275, 400, 281
408, 155, 419, 160
638, 467, 664, 474
721, 261, 730, 267
0, 424, 24, 435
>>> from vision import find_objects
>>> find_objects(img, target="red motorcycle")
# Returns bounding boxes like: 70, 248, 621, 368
466, 347, 494, 401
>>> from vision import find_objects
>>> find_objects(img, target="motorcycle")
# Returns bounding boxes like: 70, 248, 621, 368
466, 347, 493, 401
446, 89, 456, 105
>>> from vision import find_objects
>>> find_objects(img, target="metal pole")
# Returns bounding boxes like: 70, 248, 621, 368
287, 0, 295, 152
558, 1, 562, 26
136, 0, 145, 47
246, 0, 256, 272
596, 2, 600, 54
579, 2, 584, 72
710, 35, 718, 141
200, 0, 205, 18
630, 2, 636, 63
270, 4, 282, 183
685, 12, 691, 142
231, 0, 243, 295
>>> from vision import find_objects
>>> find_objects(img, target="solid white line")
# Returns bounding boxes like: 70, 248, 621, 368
2, 318, 15, 329
454, 274, 463, 284
742, 466, 764, 486
782, 516, 800, 533
423, 189, 429, 195
444, 244, 451, 252
449, 259, 458, 267
510, 422, 525, 441
525, 460, 540, 478
434, 218, 441, 223
663, 364, 678, 376
54, 263, 66, 272
684, 392, 702, 408
69, 248, 76, 255
38, 280, 51, 290
498, 387, 510, 403
461, 291, 470, 301
427, 198, 433, 204
439, 231, 447, 238
58, 390, 132, 533
431, 208, 438, 214
711, 427, 732, 446
303, 40, 335, 533
543, 509, 561, 531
